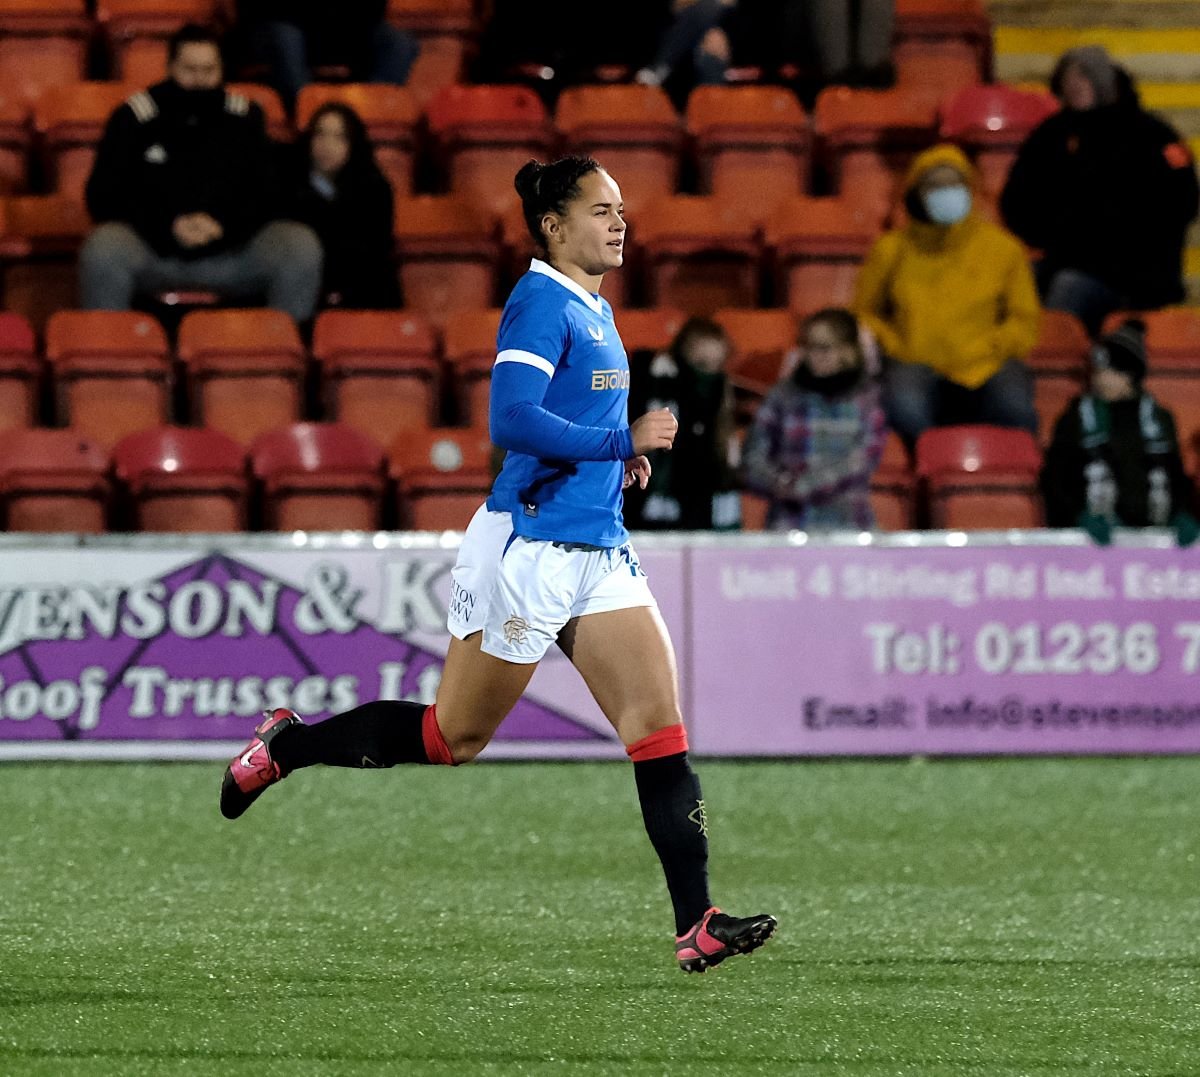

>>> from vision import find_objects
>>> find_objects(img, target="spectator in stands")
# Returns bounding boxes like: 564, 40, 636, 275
741, 309, 886, 530
1041, 318, 1200, 546
804, 0, 895, 88
238, 2, 419, 113
285, 103, 399, 310
80, 24, 322, 324
855, 144, 1040, 445
1001, 46, 1200, 337
624, 317, 740, 530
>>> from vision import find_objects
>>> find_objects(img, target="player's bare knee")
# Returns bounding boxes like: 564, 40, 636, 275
619, 701, 683, 745
445, 728, 489, 764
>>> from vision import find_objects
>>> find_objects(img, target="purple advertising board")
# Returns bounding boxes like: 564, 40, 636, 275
2, 535, 1200, 758
688, 542, 1200, 755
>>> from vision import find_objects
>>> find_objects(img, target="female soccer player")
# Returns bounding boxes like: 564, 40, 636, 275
220, 156, 777, 973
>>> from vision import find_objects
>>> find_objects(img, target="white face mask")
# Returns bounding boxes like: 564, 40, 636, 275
923, 184, 972, 226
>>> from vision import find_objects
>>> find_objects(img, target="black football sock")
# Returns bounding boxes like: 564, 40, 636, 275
634, 752, 712, 935
271, 700, 431, 771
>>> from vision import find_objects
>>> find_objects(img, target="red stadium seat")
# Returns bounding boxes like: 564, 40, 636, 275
97, 0, 217, 85
939, 84, 1058, 198
1029, 311, 1090, 443
441, 308, 501, 427
616, 307, 687, 357
112, 424, 248, 531
894, 0, 992, 94
386, 0, 475, 104
35, 83, 138, 203
0, 1, 90, 101
226, 82, 290, 142
814, 87, 939, 226
45, 310, 172, 448
177, 310, 305, 445
0, 194, 89, 331
1129, 309, 1200, 469
251, 422, 386, 531
390, 424, 492, 530
766, 196, 874, 314
716, 308, 797, 425
917, 424, 1043, 529
0, 82, 31, 195
687, 86, 809, 220
0, 312, 38, 432
393, 195, 500, 328
426, 85, 554, 216
556, 85, 683, 209
296, 84, 420, 194
313, 310, 440, 444
0, 426, 109, 532
636, 195, 762, 315
870, 431, 917, 530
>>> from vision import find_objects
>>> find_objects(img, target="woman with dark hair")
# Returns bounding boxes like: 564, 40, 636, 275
625, 316, 740, 530
742, 308, 887, 530
220, 155, 777, 975
286, 102, 399, 309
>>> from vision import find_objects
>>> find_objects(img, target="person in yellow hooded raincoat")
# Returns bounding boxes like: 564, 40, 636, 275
854, 143, 1040, 444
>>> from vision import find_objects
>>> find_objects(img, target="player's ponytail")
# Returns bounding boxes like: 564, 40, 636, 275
515, 155, 602, 251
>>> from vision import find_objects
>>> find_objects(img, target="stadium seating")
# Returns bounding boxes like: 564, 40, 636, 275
939, 83, 1058, 199
616, 307, 687, 357
296, 84, 420, 194
813, 86, 939, 226
0, 426, 109, 531
425, 85, 554, 216
556, 84, 682, 209
97, 0, 217, 85
313, 309, 440, 444
766, 196, 874, 314
1028, 311, 1090, 443
687, 86, 809, 220
390, 423, 492, 530
226, 82, 289, 142
917, 424, 1043, 529
870, 432, 917, 531
893, 0, 991, 93
251, 422, 386, 531
0, 312, 38, 432
392, 195, 500, 328
717, 307, 797, 403
441, 307, 501, 427
177, 309, 305, 445
35, 82, 136, 203
45, 310, 171, 447
112, 424, 248, 531
1134, 308, 1200, 469
0, 82, 31, 195
386, 0, 475, 104
0, 1, 90, 101
636, 196, 762, 314
0, 193, 89, 330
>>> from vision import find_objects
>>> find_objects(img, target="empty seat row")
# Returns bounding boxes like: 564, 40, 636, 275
0, 420, 494, 533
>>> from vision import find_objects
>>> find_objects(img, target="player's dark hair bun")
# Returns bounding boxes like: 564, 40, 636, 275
515, 155, 602, 249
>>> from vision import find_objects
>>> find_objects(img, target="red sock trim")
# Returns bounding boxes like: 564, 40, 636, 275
626, 723, 688, 762
421, 704, 456, 766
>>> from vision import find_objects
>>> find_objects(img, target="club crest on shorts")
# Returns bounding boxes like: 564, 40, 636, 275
503, 615, 530, 645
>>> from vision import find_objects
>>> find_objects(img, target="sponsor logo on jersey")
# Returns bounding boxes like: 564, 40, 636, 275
502, 615, 530, 645
587, 324, 605, 343
591, 368, 630, 391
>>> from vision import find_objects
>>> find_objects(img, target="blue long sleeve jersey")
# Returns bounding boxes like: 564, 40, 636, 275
486, 259, 636, 547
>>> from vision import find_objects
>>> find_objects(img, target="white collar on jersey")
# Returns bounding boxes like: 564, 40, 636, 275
529, 258, 604, 315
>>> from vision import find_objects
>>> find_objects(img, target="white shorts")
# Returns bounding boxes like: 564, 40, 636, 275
446, 505, 656, 663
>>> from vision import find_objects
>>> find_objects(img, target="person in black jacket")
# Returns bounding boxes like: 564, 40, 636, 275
1001, 46, 1200, 337
80, 24, 322, 323
1041, 318, 1199, 545
286, 102, 399, 310
239, 1, 418, 112
623, 317, 741, 530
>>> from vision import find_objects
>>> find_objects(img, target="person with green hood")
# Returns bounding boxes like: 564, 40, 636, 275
855, 143, 1040, 446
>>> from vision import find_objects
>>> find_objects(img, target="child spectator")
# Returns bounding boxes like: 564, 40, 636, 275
741, 309, 886, 530
855, 144, 1040, 444
624, 317, 740, 530
1041, 319, 1199, 546
285, 102, 400, 310
1001, 46, 1199, 337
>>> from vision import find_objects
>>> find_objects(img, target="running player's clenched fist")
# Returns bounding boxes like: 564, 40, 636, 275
630, 408, 678, 453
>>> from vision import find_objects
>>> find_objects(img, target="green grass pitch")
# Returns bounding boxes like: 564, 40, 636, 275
3, 758, 1200, 1075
